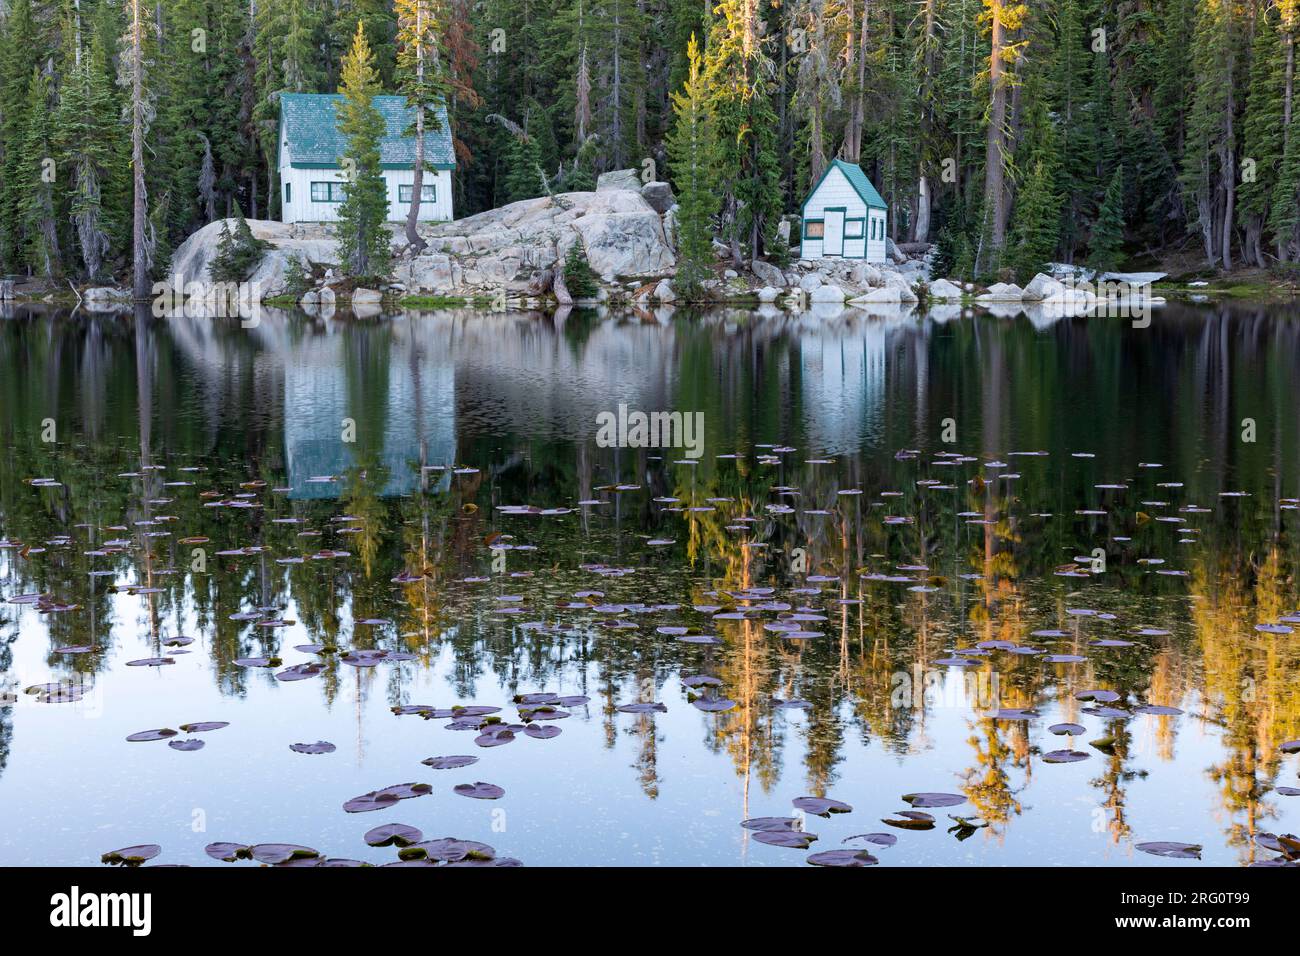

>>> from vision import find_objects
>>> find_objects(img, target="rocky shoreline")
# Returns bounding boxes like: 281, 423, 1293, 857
1, 168, 1171, 316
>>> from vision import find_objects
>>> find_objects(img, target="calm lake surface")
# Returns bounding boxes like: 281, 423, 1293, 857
1, 301, 1298, 867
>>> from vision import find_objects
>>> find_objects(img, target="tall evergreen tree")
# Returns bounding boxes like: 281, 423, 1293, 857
56, 21, 124, 279
1089, 167, 1125, 272
667, 32, 720, 296
16, 68, 60, 277
0, 0, 41, 272
704, 0, 783, 264
120, 0, 156, 299
336, 21, 392, 281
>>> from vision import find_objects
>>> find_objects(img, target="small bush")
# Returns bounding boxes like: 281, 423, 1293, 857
283, 257, 312, 296
563, 241, 599, 298
210, 202, 271, 283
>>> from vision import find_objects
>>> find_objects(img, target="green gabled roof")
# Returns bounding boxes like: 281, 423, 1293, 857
279, 93, 455, 169
806, 159, 887, 210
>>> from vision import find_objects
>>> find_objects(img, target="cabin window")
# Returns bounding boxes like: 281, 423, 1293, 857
284, 182, 291, 203
805, 220, 825, 239
846, 219, 864, 238
399, 184, 436, 203
310, 181, 345, 202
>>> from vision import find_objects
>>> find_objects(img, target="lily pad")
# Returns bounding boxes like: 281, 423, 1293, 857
101, 844, 161, 866
178, 721, 228, 733
792, 796, 853, 816
204, 842, 251, 862
752, 829, 817, 849
1049, 723, 1086, 735
249, 843, 319, 864
126, 728, 178, 742
453, 781, 505, 800
422, 755, 478, 770
343, 782, 432, 813
843, 832, 897, 848
741, 817, 800, 831
364, 823, 423, 847
1136, 841, 1201, 859
1043, 749, 1090, 763
883, 811, 935, 830
290, 741, 336, 755
901, 792, 965, 808
807, 849, 877, 867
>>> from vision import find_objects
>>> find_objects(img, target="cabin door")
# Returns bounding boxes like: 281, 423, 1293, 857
823, 209, 845, 256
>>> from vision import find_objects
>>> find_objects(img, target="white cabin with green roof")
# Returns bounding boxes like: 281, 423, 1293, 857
799, 159, 888, 262
277, 93, 455, 224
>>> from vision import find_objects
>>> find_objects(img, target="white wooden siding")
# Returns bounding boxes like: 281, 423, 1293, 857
866, 210, 887, 263
278, 130, 453, 224
801, 165, 887, 263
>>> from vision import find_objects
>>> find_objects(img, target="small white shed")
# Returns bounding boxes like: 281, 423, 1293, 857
799, 159, 888, 262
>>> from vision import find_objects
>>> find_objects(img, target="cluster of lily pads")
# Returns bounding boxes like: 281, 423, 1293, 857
6, 437, 1298, 869
101, 828, 522, 867
738, 791, 990, 866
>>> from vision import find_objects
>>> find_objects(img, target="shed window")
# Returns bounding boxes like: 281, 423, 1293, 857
310, 181, 345, 202
805, 220, 825, 239
846, 219, 863, 238
284, 182, 291, 203
399, 184, 436, 203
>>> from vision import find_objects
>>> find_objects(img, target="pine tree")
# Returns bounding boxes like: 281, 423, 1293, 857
502, 133, 546, 202
704, 0, 783, 264
1007, 159, 1059, 282
336, 22, 393, 282
562, 239, 598, 298
1006, 76, 1060, 281
666, 32, 720, 297
254, 0, 325, 219
1238, 6, 1284, 267
209, 202, 271, 282
121, 0, 156, 299
0, 0, 41, 272
334, 0, 398, 88
1089, 168, 1125, 273
974, 0, 1029, 276
56, 19, 125, 280
1182, 0, 1240, 269
16, 68, 61, 277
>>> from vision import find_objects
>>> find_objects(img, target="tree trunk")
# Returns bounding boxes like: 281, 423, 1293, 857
975, 6, 1009, 275
405, 0, 429, 252
1221, 73, 1235, 271
843, 0, 870, 162
130, 0, 150, 301
915, 175, 931, 242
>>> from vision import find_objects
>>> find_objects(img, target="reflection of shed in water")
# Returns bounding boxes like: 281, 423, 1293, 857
798, 317, 897, 454
285, 322, 456, 498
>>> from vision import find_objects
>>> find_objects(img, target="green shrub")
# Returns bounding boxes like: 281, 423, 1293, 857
209, 202, 270, 283
563, 241, 599, 298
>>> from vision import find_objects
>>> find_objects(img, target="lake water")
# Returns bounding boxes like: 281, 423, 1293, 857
1, 301, 1298, 867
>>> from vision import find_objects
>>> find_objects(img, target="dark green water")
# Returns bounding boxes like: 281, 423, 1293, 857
0, 301, 1298, 866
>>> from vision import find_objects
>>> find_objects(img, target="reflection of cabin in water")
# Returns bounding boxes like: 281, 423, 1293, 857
284, 326, 457, 499
798, 321, 890, 453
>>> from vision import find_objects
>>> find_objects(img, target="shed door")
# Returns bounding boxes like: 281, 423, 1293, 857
823, 209, 845, 256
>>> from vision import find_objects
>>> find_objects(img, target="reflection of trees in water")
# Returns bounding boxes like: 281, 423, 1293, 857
1, 303, 1299, 846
